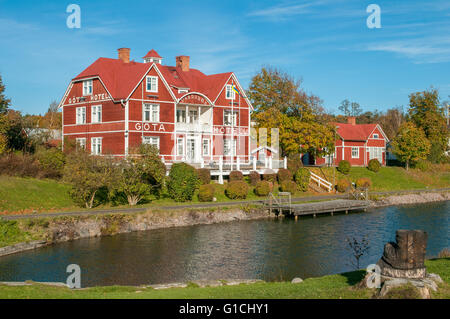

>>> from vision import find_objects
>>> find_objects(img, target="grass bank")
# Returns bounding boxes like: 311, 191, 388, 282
0, 258, 448, 299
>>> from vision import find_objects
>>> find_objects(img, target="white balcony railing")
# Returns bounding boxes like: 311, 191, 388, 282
175, 122, 212, 133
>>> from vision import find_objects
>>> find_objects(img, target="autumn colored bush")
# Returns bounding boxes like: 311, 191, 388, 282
197, 168, 211, 185
338, 160, 351, 175
248, 171, 260, 186
254, 180, 271, 197
198, 184, 215, 202
367, 159, 381, 172
336, 179, 351, 193
229, 170, 244, 182
294, 168, 310, 192
280, 180, 297, 194
225, 181, 249, 199
277, 168, 293, 183
287, 153, 303, 175
356, 177, 372, 189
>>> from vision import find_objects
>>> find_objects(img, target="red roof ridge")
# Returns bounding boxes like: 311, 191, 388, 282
143, 49, 162, 59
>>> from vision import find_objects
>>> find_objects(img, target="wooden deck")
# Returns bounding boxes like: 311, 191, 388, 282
268, 199, 370, 217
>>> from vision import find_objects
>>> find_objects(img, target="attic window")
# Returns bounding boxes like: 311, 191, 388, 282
373, 134, 379, 139
178, 89, 188, 94
144, 58, 162, 64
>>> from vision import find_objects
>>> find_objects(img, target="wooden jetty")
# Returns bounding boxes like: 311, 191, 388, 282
266, 193, 370, 218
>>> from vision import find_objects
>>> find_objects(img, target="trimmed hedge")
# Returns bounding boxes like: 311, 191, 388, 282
229, 170, 244, 182
277, 168, 293, 183
167, 163, 199, 202
249, 171, 260, 186
294, 168, 310, 192
263, 169, 277, 183
367, 159, 381, 173
356, 177, 372, 189
225, 181, 249, 199
198, 184, 215, 202
197, 168, 211, 185
336, 179, 351, 193
280, 180, 297, 194
254, 180, 271, 196
337, 160, 351, 175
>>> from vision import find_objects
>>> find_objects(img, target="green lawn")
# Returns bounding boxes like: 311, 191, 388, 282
0, 258, 447, 299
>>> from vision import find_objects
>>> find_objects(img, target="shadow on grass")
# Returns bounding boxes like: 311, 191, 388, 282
340, 270, 366, 286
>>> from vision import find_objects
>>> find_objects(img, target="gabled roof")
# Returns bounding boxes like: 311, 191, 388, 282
143, 49, 162, 59
71, 56, 237, 103
334, 123, 387, 141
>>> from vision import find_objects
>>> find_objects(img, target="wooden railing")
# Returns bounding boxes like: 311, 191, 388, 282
309, 171, 333, 192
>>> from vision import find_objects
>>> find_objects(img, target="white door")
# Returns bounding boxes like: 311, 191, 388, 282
187, 138, 196, 162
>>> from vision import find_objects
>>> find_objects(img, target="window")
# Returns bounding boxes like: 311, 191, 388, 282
178, 89, 188, 94
188, 110, 198, 124
202, 139, 210, 156
176, 109, 186, 123
351, 147, 359, 158
224, 139, 236, 156
76, 138, 86, 150
83, 80, 93, 96
369, 147, 383, 162
177, 138, 184, 155
224, 110, 237, 126
76, 107, 86, 124
146, 76, 158, 93
91, 137, 102, 155
91, 105, 102, 123
143, 104, 159, 122
225, 85, 235, 100
373, 134, 379, 139
142, 136, 160, 149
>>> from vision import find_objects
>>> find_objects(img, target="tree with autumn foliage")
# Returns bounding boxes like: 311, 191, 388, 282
392, 122, 431, 170
248, 67, 334, 157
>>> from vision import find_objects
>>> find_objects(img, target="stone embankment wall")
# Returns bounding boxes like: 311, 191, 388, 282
373, 192, 450, 207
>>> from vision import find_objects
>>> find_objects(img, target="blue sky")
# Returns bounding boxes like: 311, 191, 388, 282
0, 0, 449, 115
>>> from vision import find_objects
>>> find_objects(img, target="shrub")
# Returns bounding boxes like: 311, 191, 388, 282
198, 184, 215, 202
367, 158, 381, 173
197, 168, 211, 185
277, 168, 293, 183
263, 169, 277, 183
280, 180, 297, 194
248, 171, 260, 186
254, 180, 271, 196
438, 248, 450, 258
225, 181, 249, 199
337, 160, 351, 175
35, 147, 65, 178
294, 168, 310, 192
414, 160, 432, 172
336, 179, 351, 193
167, 163, 199, 202
229, 170, 243, 182
287, 153, 303, 175
356, 177, 372, 189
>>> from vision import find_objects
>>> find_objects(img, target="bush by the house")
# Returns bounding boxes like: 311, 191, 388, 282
280, 180, 297, 194
167, 162, 199, 202
35, 147, 65, 178
277, 168, 292, 183
287, 153, 303, 175
254, 180, 271, 197
0, 152, 40, 178
225, 180, 249, 199
294, 167, 310, 192
263, 170, 277, 183
229, 170, 243, 182
414, 160, 432, 172
356, 177, 372, 189
249, 171, 260, 186
197, 168, 211, 185
337, 160, 351, 175
198, 184, 215, 202
336, 179, 351, 193
138, 144, 166, 196
367, 158, 381, 172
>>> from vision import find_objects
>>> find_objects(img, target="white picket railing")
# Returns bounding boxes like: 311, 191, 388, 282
310, 171, 333, 192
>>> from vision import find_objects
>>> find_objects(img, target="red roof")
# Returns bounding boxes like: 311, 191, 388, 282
143, 49, 162, 59
334, 123, 380, 141
73, 57, 233, 102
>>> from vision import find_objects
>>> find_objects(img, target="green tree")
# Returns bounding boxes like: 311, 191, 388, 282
0, 74, 11, 114
138, 144, 166, 196
392, 122, 431, 170
408, 89, 448, 163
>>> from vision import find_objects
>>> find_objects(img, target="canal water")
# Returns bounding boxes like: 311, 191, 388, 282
0, 201, 448, 287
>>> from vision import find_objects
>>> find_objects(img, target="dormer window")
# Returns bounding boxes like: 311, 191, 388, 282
83, 80, 93, 96
144, 57, 162, 64
225, 85, 235, 100
178, 89, 188, 94
146, 76, 158, 93
373, 134, 379, 139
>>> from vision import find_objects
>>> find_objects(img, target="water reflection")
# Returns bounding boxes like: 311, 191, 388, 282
0, 201, 448, 287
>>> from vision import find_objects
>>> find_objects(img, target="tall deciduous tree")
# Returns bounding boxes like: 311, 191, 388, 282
392, 122, 431, 170
0, 74, 10, 114
339, 99, 362, 117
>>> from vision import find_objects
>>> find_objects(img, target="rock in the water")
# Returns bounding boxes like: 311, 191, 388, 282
291, 278, 303, 284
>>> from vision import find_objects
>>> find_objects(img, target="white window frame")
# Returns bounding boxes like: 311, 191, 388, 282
351, 147, 359, 158
202, 138, 210, 156
225, 84, 235, 100
224, 138, 236, 156
75, 138, 86, 150
176, 109, 186, 123
177, 138, 184, 156
369, 147, 383, 162
143, 103, 160, 122
83, 80, 93, 96
373, 134, 379, 139
146, 76, 158, 93
91, 105, 102, 123
76, 107, 86, 124
142, 136, 160, 149
91, 137, 102, 155
223, 110, 237, 126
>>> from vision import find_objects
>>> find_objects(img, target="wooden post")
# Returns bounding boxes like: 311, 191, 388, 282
284, 156, 287, 169
253, 156, 257, 170
219, 157, 224, 184
295, 215, 298, 221
313, 213, 316, 218
264, 156, 268, 168
269, 156, 273, 169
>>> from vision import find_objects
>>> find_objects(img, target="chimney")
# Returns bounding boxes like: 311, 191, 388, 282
176, 55, 190, 72
347, 116, 356, 125
118, 48, 130, 63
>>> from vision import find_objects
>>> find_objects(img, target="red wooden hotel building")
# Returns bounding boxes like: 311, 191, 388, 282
59, 48, 253, 165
